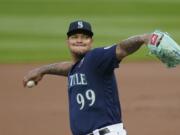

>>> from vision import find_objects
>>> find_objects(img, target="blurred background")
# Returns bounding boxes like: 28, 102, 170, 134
0, 0, 180, 135
0, 0, 180, 63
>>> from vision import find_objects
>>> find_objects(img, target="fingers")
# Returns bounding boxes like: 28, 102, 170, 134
23, 77, 27, 87
23, 75, 42, 88
23, 73, 37, 88
23, 76, 34, 88
23, 68, 44, 88
23, 77, 38, 88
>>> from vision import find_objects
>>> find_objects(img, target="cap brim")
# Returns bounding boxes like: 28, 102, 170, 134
67, 29, 93, 37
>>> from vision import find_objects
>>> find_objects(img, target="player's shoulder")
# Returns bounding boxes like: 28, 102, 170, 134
84, 44, 116, 62
89, 44, 117, 54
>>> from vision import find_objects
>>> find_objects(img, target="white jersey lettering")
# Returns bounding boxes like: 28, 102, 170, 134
69, 73, 87, 87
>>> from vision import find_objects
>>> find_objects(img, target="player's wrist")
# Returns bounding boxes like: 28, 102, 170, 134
141, 33, 151, 45
38, 67, 48, 76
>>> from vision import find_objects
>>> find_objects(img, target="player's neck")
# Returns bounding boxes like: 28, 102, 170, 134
71, 53, 85, 63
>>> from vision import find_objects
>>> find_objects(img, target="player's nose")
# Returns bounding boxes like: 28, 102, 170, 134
76, 37, 83, 43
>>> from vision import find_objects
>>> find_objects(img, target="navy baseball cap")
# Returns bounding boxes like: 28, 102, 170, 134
67, 20, 93, 37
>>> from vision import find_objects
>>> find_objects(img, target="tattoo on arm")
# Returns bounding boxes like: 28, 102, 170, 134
39, 62, 74, 77
116, 34, 150, 60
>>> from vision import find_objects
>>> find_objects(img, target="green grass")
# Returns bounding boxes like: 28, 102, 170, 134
0, 0, 180, 63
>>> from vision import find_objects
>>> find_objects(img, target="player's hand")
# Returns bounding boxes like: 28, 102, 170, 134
23, 68, 44, 87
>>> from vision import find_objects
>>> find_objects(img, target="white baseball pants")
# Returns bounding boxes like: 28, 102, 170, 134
90, 123, 127, 135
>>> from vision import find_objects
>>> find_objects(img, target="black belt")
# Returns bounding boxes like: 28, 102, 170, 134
87, 128, 110, 135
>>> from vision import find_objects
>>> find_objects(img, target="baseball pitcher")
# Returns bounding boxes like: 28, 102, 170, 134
23, 20, 179, 135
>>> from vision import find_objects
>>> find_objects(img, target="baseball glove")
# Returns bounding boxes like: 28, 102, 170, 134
147, 30, 180, 68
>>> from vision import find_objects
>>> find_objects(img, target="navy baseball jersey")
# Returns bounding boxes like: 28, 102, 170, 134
68, 45, 122, 135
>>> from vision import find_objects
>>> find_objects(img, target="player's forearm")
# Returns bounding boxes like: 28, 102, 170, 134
23, 61, 73, 87
116, 34, 151, 60
38, 61, 74, 77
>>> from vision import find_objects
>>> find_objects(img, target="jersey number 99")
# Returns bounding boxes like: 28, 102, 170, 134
76, 89, 96, 110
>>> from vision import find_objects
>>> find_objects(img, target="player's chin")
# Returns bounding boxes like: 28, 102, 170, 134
72, 48, 89, 55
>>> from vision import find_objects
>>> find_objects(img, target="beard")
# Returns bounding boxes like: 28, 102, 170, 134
77, 53, 86, 59
72, 50, 87, 59
70, 47, 90, 60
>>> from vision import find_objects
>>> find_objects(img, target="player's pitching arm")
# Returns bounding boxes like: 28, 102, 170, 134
116, 34, 151, 61
23, 61, 74, 87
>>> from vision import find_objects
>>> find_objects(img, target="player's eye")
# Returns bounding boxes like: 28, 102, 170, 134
70, 35, 78, 39
82, 35, 90, 39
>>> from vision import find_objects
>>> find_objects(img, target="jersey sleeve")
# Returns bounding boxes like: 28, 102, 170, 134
89, 45, 120, 74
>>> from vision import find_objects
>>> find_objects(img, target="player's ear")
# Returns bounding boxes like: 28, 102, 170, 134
66, 38, 70, 47
90, 38, 94, 43
89, 38, 93, 48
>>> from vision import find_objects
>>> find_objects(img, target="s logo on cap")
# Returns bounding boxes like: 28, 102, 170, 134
78, 21, 83, 28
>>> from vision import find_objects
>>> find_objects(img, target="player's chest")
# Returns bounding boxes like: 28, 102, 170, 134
68, 72, 88, 88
